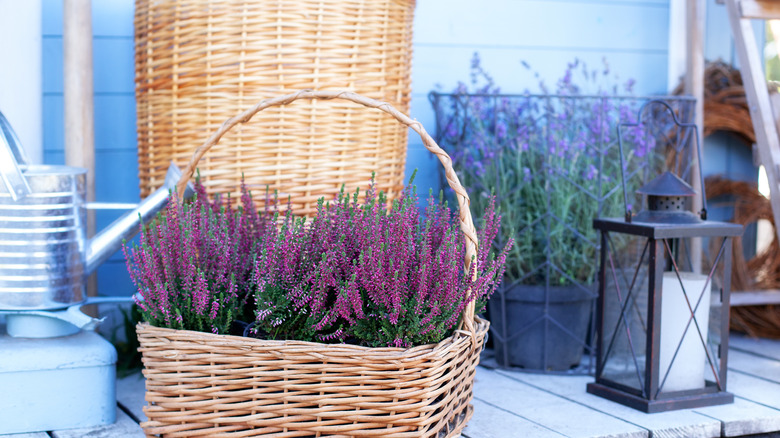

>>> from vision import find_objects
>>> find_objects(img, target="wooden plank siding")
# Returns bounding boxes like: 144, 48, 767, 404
42, 0, 139, 307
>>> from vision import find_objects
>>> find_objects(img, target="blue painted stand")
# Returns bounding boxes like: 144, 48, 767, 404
0, 325, 117, 434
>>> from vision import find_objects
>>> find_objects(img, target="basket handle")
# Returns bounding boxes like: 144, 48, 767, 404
176, 89, 480, 333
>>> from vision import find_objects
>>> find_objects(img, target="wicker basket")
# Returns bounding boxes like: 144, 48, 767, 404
134, 0, 415, 215
138, 90, 488, 438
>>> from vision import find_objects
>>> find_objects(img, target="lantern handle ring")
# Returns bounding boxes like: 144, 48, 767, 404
617, 99, 707, 223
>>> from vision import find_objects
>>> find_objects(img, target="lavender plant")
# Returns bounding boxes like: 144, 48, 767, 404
434, 54, 662, 288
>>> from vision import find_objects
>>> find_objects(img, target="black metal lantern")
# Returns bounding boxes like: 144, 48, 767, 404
586, 100, 743, 413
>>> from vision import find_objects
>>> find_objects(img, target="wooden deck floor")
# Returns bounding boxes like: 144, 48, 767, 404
4, 334, 780, 438
467, 335, 780, 438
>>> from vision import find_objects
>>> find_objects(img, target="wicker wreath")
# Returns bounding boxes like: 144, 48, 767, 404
705, 176, 780, 339
673, 60, 772, 145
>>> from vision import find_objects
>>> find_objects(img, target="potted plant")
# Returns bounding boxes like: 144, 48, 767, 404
430, 55, 693, 371
124, 90, 512, 437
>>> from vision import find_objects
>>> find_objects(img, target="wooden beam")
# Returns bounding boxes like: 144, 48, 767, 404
686, 0, 706, 274
63, 0, 97, 307
726, 0, 780, 247
739, 0, 780, 20
63, 0, 95, 211
731, 290, 780, 306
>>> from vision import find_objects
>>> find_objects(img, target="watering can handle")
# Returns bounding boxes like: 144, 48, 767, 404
0, 111, 31, 201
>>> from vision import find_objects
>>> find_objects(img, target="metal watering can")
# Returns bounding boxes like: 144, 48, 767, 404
0, 111, 193, 335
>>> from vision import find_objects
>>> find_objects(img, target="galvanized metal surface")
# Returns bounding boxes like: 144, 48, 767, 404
0, 165, 87, 310
0, 163, 191, 312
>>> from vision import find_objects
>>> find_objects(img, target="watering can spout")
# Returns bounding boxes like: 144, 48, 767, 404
85, 162, 194, 274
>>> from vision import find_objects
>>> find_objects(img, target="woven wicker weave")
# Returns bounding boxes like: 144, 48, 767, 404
138, 90, 487, 437
134, 0, 415, 215
705, 176, 780, 339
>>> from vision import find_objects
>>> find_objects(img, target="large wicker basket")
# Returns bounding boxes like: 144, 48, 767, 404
134, 0, 415, 215
138, 90, 488, 437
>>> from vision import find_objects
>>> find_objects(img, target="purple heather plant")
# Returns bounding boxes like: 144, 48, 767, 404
125, 175, 511, 347
252, 179, 512, 348
124, 178, 269, 334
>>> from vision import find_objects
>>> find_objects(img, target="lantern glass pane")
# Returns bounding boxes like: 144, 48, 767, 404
656, 236, 726, 396
600, 234, 650, 392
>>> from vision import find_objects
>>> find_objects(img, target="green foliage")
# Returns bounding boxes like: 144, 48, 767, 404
111, 304, 143, 378
436, 55, 666, 287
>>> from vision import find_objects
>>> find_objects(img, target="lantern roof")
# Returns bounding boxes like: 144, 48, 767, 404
636, 171, 696, 197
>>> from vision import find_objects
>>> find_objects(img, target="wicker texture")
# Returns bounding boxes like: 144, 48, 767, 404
673, 62, 780, 339
139, 90, 486, 437
673, 60, 771, 146
139, 320, 487, 438
134, 0, 415, 215
705, 176, 780, 339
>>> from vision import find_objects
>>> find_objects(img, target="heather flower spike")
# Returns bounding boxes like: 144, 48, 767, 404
125, 174, 510, 348
125, 177, 267, 334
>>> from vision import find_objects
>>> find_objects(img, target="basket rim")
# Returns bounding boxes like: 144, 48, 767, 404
137, 317, 488, 359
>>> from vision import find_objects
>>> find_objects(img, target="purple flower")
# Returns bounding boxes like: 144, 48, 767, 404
586, 164, 597, 180
431, 54, 653, 290
496, 120, 507, 139
624, 79, 636, 94
445, 122, 458, 138
473, 161, 485, 177
273, 182, 510, 347
124, 178, 261, 334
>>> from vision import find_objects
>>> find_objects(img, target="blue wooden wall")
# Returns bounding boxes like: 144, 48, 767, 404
39, 0, 749, 299
700, 0, 759, 186
42, 0, 137, 298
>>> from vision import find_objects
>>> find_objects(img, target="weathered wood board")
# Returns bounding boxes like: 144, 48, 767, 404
498, 371, 721, 438
474, 367, 647, 438
49, 408, 144, 438
116, 373, 147, 422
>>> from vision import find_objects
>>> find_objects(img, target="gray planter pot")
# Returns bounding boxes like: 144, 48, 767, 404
488, 283, 596, 371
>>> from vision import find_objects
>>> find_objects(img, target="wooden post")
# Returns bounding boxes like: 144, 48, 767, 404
64, 0, 97, 308
685, 0, 706, 274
